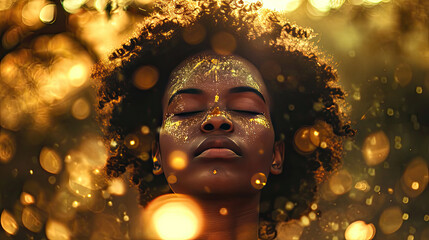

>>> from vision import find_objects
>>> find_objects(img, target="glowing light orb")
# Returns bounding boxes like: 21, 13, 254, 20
401, 157, 428, 198
0, 132, 15, 163
211, 32, 236, 55
167, 175, 178, 184
251, 172, 267, 190
22, 207, 43, 232
1, 210, 18, 235
62, 0, 86, 13
125, 134, 139, 149
345, 220, 375, 240
141, 125, 150, 135
246, 0, 303, 11
183, 23, 206, 45
394, 63, 412, 87
45, 219, 71, 240
168, 151, 188, 170
219, 208, 228, 215
20, 192, 35, 205
329, 169, 353, 195
379, 206, 403, 234
276, 220, 303, 240
39, 147, 62, 174
107, 178, 126, 196
68, 64, 87, 87
362, 131, 390, 166
39, 4, 56, 24
133, 65, 159, 90
144, 194, 203, 240
71, 98, 91, 120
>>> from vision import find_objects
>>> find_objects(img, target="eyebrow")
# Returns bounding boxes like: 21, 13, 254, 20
229, 86, 266, 103
168, 88, 203, 105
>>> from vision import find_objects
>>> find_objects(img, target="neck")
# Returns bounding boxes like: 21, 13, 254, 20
195, 193, 261, 240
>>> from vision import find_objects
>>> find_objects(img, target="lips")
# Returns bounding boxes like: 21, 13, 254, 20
194, 136, 242, 159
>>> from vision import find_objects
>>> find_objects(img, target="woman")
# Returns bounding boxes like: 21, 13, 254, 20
93, 0, 354, 239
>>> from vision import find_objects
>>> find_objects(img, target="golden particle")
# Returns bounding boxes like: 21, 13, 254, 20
344, 221, 375, 240
1, 210, 18, 235
379, 206, 403, 234
212, 170, 217, 175
362, 131, 390, 166
133, 65, 159, 90
251, 173, 267, 190
167, 175, 177, 184
141, 125, 150, 135
219, 208, 228, 215
39, 147, 62, 174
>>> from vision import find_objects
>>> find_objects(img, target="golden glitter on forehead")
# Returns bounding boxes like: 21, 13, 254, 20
168, 54, 262, 97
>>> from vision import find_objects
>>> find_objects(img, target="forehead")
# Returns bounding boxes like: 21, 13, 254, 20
166, 54, 265, 96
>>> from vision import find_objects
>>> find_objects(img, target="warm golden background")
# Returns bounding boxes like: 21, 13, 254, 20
0, 0, 428, 239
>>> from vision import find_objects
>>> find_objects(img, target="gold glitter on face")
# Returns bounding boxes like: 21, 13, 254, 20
166, 54, 263, 103
158, 52, 277, 198
250, 115, 271, 129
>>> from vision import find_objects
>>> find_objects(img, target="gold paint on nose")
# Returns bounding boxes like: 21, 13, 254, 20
210, 107, 220, 115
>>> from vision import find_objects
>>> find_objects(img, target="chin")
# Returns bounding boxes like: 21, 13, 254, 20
171, 174, 258, 197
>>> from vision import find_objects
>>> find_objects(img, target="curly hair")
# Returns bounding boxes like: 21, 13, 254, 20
92, 0, 354, 225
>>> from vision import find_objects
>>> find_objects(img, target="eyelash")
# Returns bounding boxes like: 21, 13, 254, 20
232, 110, 262, 115
173, 110, 262, 117
174, 111, 204, 117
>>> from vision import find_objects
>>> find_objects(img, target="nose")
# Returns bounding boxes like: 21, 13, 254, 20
201, 112, 234, 133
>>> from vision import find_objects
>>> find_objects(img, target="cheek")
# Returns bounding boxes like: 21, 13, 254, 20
162, 115, 201, 143
159, 116, 201, 175
234, 114, 275, 168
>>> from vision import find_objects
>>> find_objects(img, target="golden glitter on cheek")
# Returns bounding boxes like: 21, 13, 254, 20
162, 114, 201, 143
249, 115, 271, 129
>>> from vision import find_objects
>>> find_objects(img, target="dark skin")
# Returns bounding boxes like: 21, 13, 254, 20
154, 52, 285, 240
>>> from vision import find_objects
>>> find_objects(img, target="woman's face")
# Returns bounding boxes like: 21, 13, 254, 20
158, 53, 280, 196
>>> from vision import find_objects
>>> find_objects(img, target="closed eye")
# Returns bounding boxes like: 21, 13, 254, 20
174, 111, 204, 117
232, 110, 262, 115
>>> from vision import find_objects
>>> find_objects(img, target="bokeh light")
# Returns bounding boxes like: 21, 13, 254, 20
71, 98, 91, 120
344, 220, 375, 240
0, 131, 15, 163
329, 169, 353, 195
400, 157, 428, 198
133, 65, 159, 90
362, 131, 390, 166
168, 150, 188, 171
247, 0, 303, 12
22, 206, 44, 232
39, 147, 62, 174
107, 178, 126, 196
1, 210, 18, 235
211, 32, 237, 55
293, 127, 320, 154
394, 63, 413, 87
39, 3, 56, 24
20, 192, 35, 205
62, 0, 87, 13
276, 220, 304, 239
45, 219, 71, 240
143, 194, 203, 239
182, 23, 206, 45
379, 206, 403, 234
251, 172, 267, 190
